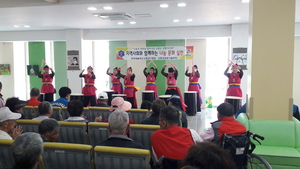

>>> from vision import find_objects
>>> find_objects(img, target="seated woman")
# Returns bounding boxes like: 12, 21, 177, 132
65, 100, 89, 122
32, 101, 53, 120
141, 99, 166, 125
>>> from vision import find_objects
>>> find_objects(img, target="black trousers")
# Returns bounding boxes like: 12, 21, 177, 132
83, 95, 96, 107
44, 93, 54, 102
127, 97, 137, 108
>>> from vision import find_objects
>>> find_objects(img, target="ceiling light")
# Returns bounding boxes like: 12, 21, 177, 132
87, 7, 97, 11
13, 25, 20, 28
173, 19, 179, 22
186, 19, 193, 22
234, 17, 241, 20
24, 25, 30, 28
103, 6, 113, 10
160, 4, 169, 8
241, 0, 250, 3
177, 3, 186, 7
130, 21, 136, 24
117, 22, 124, 25
93, 14, 99, 17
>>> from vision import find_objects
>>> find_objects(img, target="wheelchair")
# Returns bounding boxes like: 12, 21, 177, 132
222, 131, 272, 169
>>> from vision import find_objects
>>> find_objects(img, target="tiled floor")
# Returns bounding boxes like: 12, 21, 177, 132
187, 108, 218, 134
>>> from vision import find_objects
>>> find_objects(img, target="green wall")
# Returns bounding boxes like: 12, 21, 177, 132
54, 41, 67, 98
28, 42, 45, 90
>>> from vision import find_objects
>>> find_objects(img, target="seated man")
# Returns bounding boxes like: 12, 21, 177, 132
141, 99, 166, 125
95, 92, 110, 107
38, 118, 60, 142
5, 97, 28, 119
0, 107, 23, 140
51, 87, 71, 107
32, 101, 53, 120
65, 100, 89, 122
27, 88, 41, 107
167, 95, 188, 128
200, 102, 246, 144
98, 109, 144, 149
11, 132, 43, 169
151, 106, 202, 161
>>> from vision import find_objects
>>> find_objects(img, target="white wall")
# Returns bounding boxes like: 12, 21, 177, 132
0, 42, 14, 101
294, 36, 300, 106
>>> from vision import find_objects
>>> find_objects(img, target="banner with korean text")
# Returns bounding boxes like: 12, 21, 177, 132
116, 46, 194, 60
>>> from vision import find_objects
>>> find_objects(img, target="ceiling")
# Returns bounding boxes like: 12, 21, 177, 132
0, 0, 299, 31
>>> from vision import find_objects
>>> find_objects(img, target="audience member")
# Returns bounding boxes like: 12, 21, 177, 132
0, 81, 4, 108
151, 106, 202, 161
200, 102, 246, 144
38, 118, 60, 142
167, 95, 188, 127
51, 87, 71, 107
5, 97, 28, 119
95, 92, 110, 107
180, 142, 235, 169
26, 88, 41, 106
98, 109, 144, 148
140, 100, 152, 110
65, 100, 89, 122
141, 99, 166, 125
11, 132, 43, 169
0, 107, 22, 140
102, 97, 135, 124
32, 101, 53, 120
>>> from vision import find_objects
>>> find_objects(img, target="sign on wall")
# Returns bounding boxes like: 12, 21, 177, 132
116, 46, 194, 60
232, 48, 247, 70
26, 65, 39, 76
67, 50, 80, 70
0, 64, 11, 75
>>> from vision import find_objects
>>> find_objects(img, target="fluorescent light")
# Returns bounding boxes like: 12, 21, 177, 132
13, 25, 20, 28
173, 19, 179, 22
130, 21, 136, 24
234, 17, 241, 20
186, 19, 193, 22
160, 4, 169, 8
24, 25, 30, 28
87, 7, 97, 11
117, 22, 124, 25
241, 0, 250, 3
93, 14, 99, 17
177, 3, 186, 7
103, 6, 113, 10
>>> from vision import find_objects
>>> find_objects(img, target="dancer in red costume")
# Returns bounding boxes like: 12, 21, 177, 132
185, 65, 202, 111
80, 66, 97, 107
143, 61, 158, 100
107, 67, 123, 94
38, 60, 55, 102
161, 63, 187, 111
224, 63, 243, 97
120, 67, 138, 108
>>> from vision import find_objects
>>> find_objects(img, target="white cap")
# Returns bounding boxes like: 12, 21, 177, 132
0, 107, 22, 122
98, 92, 108, 99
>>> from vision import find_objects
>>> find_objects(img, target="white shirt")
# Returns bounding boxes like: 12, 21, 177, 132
0, 130, 13, 140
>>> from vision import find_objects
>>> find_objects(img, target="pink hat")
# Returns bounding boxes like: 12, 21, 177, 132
110, 97, 132, 111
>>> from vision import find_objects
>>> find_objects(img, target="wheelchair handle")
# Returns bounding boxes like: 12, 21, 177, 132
251, 132, 265, 141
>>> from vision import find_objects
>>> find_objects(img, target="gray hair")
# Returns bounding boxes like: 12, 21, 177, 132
108, 109, 129, 135
11, 132, 43, 169
38, 118, 60, 138
38, 101, 52, 116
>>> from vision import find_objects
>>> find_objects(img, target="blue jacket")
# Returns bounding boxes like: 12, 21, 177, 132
51, 98, 69, 107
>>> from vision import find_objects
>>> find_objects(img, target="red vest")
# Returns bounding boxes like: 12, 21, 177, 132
189, 73, 199, 83
167, 74, 177, 86
83, 74, 95, 84
228, 73, 241, 85
111, 74, 120, 83
42, 74, 53, 83
124, 75, 134, 86
152, 126, 194, 160
146, 74, 156, 83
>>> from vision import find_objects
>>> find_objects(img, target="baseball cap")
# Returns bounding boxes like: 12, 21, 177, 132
167, 95, 181, 104
0, 107, 22, 122
110, 97, 132, 111
98, 92, 108, 99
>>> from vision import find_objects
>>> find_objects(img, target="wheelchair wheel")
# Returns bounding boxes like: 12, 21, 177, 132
247, 153, 272, 169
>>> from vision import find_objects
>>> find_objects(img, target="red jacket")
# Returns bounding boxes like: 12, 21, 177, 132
27, 97, 41, 107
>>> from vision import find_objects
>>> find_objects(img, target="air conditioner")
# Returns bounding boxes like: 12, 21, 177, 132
93, 13, 134, 21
